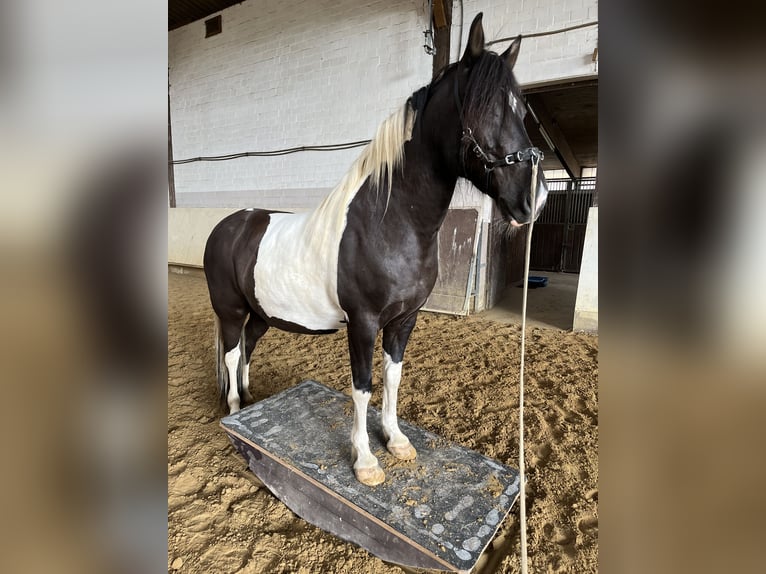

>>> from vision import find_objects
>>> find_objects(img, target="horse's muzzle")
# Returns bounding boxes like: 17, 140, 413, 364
533, 178, 549, 220
505, 178, 548, 227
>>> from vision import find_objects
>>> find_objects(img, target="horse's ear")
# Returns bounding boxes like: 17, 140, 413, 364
461, 12, 485, 66
501, 35, 522, 70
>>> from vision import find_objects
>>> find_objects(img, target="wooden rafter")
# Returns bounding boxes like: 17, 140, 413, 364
526, 93, 582, 179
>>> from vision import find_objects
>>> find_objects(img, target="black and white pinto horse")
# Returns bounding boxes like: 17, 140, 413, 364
204, 14, 547, 486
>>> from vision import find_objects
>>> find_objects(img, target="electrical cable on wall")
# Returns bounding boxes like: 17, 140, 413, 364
171, 140, 371, 165
487, 20, 598, 47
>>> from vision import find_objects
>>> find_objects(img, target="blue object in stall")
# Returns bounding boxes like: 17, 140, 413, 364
525, 276, 548, 288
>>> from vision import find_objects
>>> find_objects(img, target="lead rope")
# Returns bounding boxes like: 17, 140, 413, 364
519, 156, 539, 574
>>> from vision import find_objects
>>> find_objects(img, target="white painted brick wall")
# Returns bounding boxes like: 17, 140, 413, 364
170, 0, 432, 206
169, 0, 597, 207
451, 0, 598, 85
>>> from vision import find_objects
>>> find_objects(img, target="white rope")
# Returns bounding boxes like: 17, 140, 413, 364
518, 158, 539, 574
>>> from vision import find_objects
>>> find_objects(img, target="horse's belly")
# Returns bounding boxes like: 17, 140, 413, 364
253, 212, 347, 331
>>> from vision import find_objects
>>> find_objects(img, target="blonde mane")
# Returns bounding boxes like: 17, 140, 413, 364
344, 101, 416, 198
251, 98, 420, 331
308, 101, 416, 235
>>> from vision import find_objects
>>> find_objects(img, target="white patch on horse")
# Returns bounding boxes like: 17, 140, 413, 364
253, 104, 415, 331
241, 360, 253, 402
254, 211, 346, 330
351, 387, 378, 470
508, 92, 519, 114
535, 176, 549, 217
382, 351, 410, 448
224, 344, 241, 413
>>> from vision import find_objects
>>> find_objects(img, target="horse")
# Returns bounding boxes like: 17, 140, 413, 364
203, 13, 548, 486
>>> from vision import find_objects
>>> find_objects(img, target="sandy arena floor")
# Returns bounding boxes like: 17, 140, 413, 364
168, 271, 598, 573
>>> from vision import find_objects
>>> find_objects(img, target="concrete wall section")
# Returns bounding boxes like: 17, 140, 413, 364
573, 206, 597, 332
168, 207, 238, 267
174, 188, 327, 210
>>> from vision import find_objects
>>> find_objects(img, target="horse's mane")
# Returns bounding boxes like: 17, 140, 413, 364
310, 49, 514, 229
310, 89, 426, 229
345, 100, 416, 199
463, 51, 518, 124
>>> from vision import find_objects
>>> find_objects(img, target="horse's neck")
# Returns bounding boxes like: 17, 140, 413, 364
389, 133, 460, 239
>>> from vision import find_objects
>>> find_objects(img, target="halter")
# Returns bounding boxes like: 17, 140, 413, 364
454, 73, 543, 176
462, 127, 543, 172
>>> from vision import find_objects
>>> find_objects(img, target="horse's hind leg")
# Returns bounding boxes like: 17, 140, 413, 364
381, 313, 419, 461
240, 313, 269, 404
218, 312, 248, 414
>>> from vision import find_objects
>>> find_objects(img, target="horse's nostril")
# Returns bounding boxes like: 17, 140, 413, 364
521, 194, 533, 216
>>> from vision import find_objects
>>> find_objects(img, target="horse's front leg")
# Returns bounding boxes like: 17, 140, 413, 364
347, 319, 385, 486
381, 314, 418, 460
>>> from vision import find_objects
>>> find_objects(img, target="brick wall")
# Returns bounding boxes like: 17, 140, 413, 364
169, 0, 598, 207
451, 0, 599, 85
169, 0, 432, 207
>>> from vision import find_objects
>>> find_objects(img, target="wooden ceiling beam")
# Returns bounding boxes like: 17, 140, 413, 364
526, 93, 582, 179
432, 0, 448, 29
431, 0, 452, 78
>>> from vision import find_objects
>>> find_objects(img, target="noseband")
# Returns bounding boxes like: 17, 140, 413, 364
462, 128, 543, 172
454, 74, 543, 176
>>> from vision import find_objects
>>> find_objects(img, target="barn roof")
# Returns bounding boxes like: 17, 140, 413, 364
169, 0, 244, 31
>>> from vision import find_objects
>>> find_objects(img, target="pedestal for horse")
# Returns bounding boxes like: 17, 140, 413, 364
221, 380, 520, 573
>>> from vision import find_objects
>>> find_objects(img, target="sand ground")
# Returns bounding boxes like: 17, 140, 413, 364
168, 271, 598, 573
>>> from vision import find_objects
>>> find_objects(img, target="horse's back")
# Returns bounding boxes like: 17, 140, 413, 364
204, 208, 347, 332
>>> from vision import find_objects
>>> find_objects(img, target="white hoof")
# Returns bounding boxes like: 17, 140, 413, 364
388, 442, 417, 460
355, 465, 385, 486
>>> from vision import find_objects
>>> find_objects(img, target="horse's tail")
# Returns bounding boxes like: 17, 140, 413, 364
237, 325, 246, 400
214, 315, 227, 408
214, 315, 247, 412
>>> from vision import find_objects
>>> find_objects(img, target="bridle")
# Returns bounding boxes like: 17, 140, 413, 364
453, 72, 543, 177
462, 127, 543, 171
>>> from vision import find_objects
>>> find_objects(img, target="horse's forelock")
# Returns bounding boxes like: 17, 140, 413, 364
462, 50, 515, 124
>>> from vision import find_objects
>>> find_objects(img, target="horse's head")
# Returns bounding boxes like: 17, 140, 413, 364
453, 13, 548, 226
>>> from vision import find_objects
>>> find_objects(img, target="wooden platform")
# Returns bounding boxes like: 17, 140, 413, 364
220, 380, 519, 573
